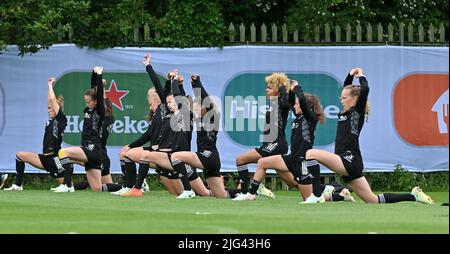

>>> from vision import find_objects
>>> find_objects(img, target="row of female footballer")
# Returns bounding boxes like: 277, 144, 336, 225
1, 53, 434, 205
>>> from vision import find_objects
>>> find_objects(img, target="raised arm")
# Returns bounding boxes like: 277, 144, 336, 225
288, 88, 296, 108
91, 70, 97, 89
191, 74, 210, 102
171, 76, 187, 97
354, 68, 369, 114
177, 75, 187, 97
143, 53, 166, 103
48, 77, 60, 116
343, 68, 358, 87
278, 84, 291, 110
94, 67, 105, 117
292, 80, 317, 122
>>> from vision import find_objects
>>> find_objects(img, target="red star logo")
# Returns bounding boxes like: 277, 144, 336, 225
105, 80, 129, 111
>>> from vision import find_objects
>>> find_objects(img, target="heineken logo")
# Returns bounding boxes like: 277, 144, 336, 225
105, 80, 130, 111
55, 71, 165, 146
222, 72, 343, 147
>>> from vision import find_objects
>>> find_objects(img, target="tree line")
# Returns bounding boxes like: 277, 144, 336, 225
1, 0, 448, 56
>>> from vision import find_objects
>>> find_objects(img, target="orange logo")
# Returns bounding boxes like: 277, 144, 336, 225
393, 73, 449, 146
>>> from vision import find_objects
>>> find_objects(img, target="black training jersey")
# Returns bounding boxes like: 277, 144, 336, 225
334, 74, 369, 158
129, 105, 162, 148
100, 115, 115, 150
196, 116, 219, 153
43, 108, 67, 154
81, 73, 105, 149
289, 85, 318, 159
140, 64, 172, 149
262, 85, 291, 145
158, 79, 191, 152
191, 77, 219, 153
186, 111, 194, 151
129, 62, 170, 148
128, 104, 166, 148
157, 110, 190, 152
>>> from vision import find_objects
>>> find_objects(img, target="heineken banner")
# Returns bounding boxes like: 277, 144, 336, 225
0, 44, 448, 174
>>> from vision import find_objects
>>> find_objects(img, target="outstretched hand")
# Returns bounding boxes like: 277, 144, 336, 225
350, 68, 358, 76
191, 74, 200, 84
355, 67, 364, 77
177, 75, 184, 84
167, 69, 178, 80
290, 80, 299, 91
94, 66, 104, 74
142, 53, 151, 66
48, 77, 56, 87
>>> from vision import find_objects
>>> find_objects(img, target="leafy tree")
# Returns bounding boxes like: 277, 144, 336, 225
152, 0, 225, 48
0, 0, 448, 55
219, 0, 296, 26
0, 0, 90, 56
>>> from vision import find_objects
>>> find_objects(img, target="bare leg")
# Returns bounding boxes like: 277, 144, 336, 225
171, 151, 210, 195
86, 169, 102, 192
101, 174, 113, 184
276, 170, 312, 200
297, 184, 312, 200
236, 149, 263, 166
235, 149, 263, 191
169, 178, 184, 195
141, 151, 173, 170
307, 149, 379, 203
171, 151, 204, 168
349, 177, 379, 203
249, 156, 285, 195
125, 147, 145, 163
159, 175, 177, 194
206, 177, 227, 198
306, 149, 348, 176
190, 177, 210, 197
16, 152, 44, 169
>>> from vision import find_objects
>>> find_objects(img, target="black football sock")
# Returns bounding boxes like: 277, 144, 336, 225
120, 159, 127, 187
15, 156, 25, 186
172, 159, 191, 191
60, 159, 73, 187
124, 157, 137, 188
307, 160, 324, 197
102, 183, 123, 192
237, 164, 249, 193
330, 193, 345, 202
226, 188, 241, 199
135, 161, 149, 190
74, 181, 89, 190
248, 179, 260, 195
378, 193, 416, 203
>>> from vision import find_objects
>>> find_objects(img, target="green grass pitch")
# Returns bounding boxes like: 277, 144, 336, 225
0, 190, 448, 234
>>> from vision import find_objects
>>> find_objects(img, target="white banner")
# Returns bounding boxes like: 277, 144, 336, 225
0, 44, 448, 174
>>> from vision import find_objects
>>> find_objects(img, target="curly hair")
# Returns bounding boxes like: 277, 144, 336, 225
265, 72, 290, 93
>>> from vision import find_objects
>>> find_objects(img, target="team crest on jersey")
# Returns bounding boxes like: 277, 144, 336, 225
339, 115, 347, 122
292, 122, 299, 129
84, 113, 91, 119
